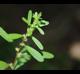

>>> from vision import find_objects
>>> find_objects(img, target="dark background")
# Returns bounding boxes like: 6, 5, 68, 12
0, 4, 80, 70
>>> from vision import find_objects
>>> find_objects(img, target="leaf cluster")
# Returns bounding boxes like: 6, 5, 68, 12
0, 10, 54, 70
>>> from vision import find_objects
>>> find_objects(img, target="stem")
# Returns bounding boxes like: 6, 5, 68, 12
10, 26, 35, 70
26, 27, 35, 37
9, 48, 20, 70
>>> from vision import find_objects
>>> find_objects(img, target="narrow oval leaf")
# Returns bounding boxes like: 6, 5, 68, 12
9, 33, 22, 40
39, 24, 48, 27
14, 63, 24, 70
41, 20, 49, 25
39, 20, 49, 27
42, 51, 54, 59
21, 52, 31, 60
32, 36, 44, 50
36, 27, 45, 35
28, 10, 32, 25
38, 12, 42, 18
0, 27, 13, 42
19, 58, 27, 63
0, 61, 9, 70
22, 17, 29, 26
33, 12, 38, 19
25, 45, 44, 62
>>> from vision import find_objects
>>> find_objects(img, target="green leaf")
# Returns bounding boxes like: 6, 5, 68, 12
42, 51, 54, 59
0, 61, 9, 70
28, 10, 32, 25
41, 20, 49, 25
25, 45, 44, 62
32, 36, 44, 50
14, 63, 24, 70
14, 53, 31, 70
38, 12, 42, 18
39, 20, 49, 27
21, 52, 31, 60
19, 58, 27, 63
36, 27, 45, 35
0, 27, 13, 42
8, 33, 22, 40
39, 24, 47, 27
33, 12, 38, 19
22, 17, 29, 26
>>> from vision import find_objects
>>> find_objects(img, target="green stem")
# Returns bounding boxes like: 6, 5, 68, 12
10, 25, 35, 70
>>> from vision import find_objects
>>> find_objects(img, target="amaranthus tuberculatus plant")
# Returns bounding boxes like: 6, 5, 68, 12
0, 10, 54, 70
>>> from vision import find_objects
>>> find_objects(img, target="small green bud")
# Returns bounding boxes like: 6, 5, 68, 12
9, 63, 14, 70
15, 47, 20, 52
22, 34, 27, 42
19, 42, 25, 47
